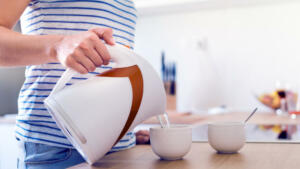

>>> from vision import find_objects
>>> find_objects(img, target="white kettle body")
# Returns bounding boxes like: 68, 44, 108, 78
44, 44, 166, 164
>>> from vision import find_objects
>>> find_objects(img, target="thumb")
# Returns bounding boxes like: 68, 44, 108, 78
91, 28, 115, 45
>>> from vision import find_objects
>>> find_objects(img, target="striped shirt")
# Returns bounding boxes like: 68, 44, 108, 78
16, 0, 137, 151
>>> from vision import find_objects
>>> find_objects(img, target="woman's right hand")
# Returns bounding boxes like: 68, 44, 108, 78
55, 27, 115, 74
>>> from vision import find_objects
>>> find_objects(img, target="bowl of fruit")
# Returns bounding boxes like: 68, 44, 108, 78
257, 91, 281, 110
256, 89, 298, 115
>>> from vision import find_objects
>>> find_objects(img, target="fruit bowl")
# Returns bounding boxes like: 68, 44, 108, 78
256, 90, 298, 112
257, 91, 281, 110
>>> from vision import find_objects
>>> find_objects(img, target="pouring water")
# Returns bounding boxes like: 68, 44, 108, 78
157, 112, 171, 128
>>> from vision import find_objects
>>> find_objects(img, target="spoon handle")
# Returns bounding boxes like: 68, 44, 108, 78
244, 108, 258, 123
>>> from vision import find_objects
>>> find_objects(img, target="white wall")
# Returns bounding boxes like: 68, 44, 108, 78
134, 0, 300, 113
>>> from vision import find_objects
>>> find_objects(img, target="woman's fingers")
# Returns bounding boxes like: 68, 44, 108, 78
88, 48, 104, 66
79, 40, 104, 67
73, 49, 96, 72
136, 130, 150, 136
135, 130, 150, 144
91, 28, 114, 65
90, 36, 111, 65
56, 27, 115, 74
91, 27, 115, 45
65, 56, 88, 74
136, 135, 150, 145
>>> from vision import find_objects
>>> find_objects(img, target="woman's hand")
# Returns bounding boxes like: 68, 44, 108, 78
0, 1, 115, 68
135, 130, 150, 144
55, 28, 115, 74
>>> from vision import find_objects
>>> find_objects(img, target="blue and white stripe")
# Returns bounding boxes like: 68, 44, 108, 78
16, 0, 137, 150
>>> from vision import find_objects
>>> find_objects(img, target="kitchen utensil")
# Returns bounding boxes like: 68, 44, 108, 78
150, 125, 192, 160
208, 122, 245, 154
244, 108, 258, 123
44, 44, 166, 164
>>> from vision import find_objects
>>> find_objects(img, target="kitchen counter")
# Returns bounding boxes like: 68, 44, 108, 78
69, 112, 300, 169
69, 142, 300, 169
0, 114, 16, 124
4, 110, 300, 169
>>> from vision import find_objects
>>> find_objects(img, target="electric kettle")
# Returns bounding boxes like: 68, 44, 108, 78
44, 44, 166, 164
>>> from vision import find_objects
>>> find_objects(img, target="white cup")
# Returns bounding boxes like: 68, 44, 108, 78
208, 122, 245, 154
150, 125, 192, 160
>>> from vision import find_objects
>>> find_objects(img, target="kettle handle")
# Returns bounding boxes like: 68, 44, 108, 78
50, 44, 133, 96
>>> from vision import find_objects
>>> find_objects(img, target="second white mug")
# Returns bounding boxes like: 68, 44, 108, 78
208, 122, 245, 154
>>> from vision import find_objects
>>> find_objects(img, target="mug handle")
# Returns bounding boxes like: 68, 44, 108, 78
49, 44, 133, 96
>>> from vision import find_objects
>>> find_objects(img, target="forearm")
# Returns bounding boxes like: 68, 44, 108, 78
0, 26, 63, 67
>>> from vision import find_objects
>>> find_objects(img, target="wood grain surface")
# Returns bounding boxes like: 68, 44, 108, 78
69, 143, 300, 169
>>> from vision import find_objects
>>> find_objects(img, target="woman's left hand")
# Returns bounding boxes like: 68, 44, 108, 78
135, 130, 150, 144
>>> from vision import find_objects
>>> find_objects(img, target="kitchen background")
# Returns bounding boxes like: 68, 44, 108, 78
2, 0, 300, 116
1, 0, 300, 168
133, 0, 300, 113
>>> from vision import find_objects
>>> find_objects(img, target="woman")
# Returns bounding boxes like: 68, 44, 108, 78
0, 0, 149, 168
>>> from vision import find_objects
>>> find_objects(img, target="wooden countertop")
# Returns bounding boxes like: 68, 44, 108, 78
69, 142, 300, 169
70, 112, 300, 168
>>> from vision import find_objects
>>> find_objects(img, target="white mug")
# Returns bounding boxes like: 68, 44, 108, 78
208, 122, 245, 153
150, 125, 192, 160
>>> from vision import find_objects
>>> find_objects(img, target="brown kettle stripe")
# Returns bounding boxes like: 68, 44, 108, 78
97, 65, 143, 146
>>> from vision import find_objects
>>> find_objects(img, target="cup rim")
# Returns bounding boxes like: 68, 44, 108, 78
208, 121, 244, 126
150, 124, 192, 131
